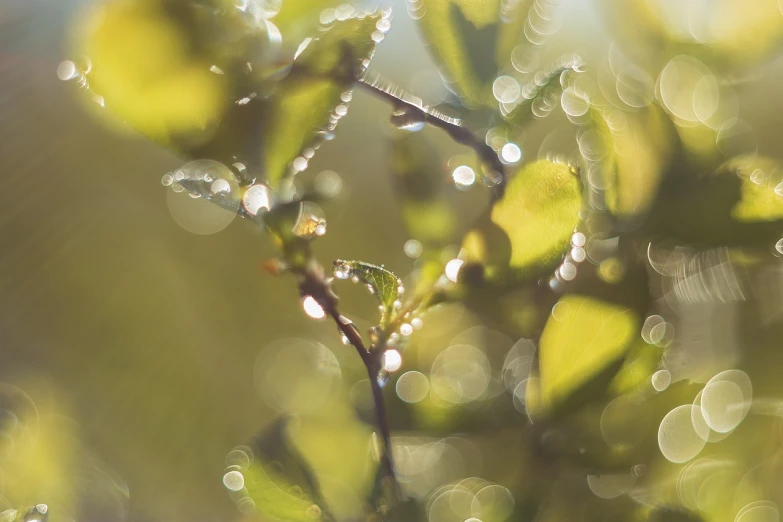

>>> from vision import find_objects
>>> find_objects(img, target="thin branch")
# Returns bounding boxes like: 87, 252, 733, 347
357, 71, 507, 198
296, 262, 400, 501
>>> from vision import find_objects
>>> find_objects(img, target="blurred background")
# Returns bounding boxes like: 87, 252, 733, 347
4, 0, 783, 521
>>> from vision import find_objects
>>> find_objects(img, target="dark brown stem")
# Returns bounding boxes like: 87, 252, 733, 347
297, 263, 400, 499
357, 71, 507, 198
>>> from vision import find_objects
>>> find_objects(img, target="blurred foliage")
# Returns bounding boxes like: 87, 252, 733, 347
9, 0, 783, 521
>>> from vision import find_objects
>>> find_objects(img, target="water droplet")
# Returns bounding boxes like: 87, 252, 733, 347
223, 470, 245, 491
572, 232, 586, 247
211, 178, 232, 194
451, 165, 476, 188
382, 349, 403, 372
658, 405, 707, 463
57, 60, 79, 81
411, 317, 423, 330
292, 201, 327, 238
493, 75, 521, 104
404, 239, 422, 258
161, 173, 174, 187
292, 156, 308, 172
400, 324, 413, 336
561, 87, 590, 118
652, 370, 672, 391
390, 106, 426, 132
242, 184, 272, 216
559, 262, 577, 281
334, 104, 349, 117
393, 299, 403, 310
371, 30, 385, 42
340, 334, 350, 345
571, 247, 586, 263
700, 369, 752, 433
500, 143, 522, 164
302, 296, 326, 319
166, 160, 241, 235
445, 259, 463, 282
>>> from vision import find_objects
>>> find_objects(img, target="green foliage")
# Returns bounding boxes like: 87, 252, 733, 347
334, 260, 403, 329
414, 0, 533, 105
645, 155, 783, 246
537, 295, 639, 413
463, 160, 582, 281
261, 13, 382, 189
235, 418, 329, 521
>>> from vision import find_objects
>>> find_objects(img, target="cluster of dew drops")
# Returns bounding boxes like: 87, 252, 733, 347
332, 261, 424, 386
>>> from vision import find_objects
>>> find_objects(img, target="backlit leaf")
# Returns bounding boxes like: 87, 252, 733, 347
238, 418, 327, 521
415, 0, 534, 106
586, 104, 677, 220
538, 295, 639, 410
463, 160, 582, 281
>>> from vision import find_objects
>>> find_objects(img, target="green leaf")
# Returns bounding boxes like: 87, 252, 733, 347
462, 160, 582, 281
79, 2, 384, 189
238, 418, 327, 521
333, 261, 403, 328
645, 155, 783, 246
415, 0, 534, 106
585, 104, 677, 220
260, 12, 385, 189
538, 295, 640, 411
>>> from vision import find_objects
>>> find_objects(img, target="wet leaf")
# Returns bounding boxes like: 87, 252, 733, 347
414, 0, 534, 106
240, 418, 327, 521
463, 160, 582, 281
78, 2, 384, 189
538, 295, 639, 411
250, 11, 386, 189
333, 260, 403, 328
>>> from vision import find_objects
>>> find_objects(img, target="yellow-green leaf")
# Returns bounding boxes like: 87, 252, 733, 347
261, 12, 384, 188
539, 295, 639, 409
587, 104, 676, 219
415, 0, 534, 106
463, 160, 582, 281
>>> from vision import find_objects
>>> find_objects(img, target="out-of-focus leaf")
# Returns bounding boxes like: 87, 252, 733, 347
415, 0, 534, 106
645, 155, 783, 246
78, 0, 230, 146
463, 160, 582, 282
502, 65, 573, 128
538, 295, 639, 411
238, 418, 327, 521
608, 340, 661, 395
587, 104, 677, 220
79, 2, 384, 189
333, 260, 403, 328
260, 11, 384, 188
599, 0, 783, 71
392, 133, 456, 248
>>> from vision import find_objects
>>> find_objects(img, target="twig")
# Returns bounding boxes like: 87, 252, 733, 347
357, 71, 507, 198
296, 262, 400, 501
